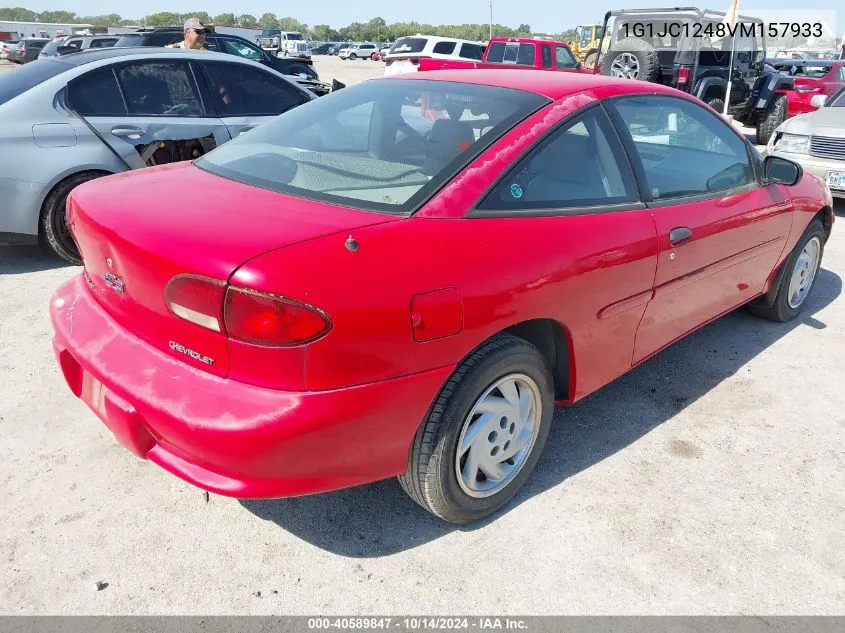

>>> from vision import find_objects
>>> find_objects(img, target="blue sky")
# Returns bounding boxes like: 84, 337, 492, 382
23, 0, 843, 33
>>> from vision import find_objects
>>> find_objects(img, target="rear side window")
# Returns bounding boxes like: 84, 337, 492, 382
480, 106, 638, 211
90, 38, 117, 49
0, 59, 68, 106
541, 45, 553, 68
390, 38, 427, 55
433, 41, 457, 55
68, 67, 126, 115
199, 61, 306, 116
115, 61, 203, 116
459, 43, 485, 60
555, 46, 578, 69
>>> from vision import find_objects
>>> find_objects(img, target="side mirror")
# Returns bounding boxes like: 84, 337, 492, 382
810, 94, 827, 108
764, 155, 802, 186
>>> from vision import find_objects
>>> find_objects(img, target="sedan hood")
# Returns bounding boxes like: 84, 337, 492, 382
778, 107, 845, 138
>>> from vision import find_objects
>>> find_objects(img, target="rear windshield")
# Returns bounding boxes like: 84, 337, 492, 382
774, 63, 831, 78
0, 59, 68, 106
40, 40, 62, 55
196, 79, 548, 214
389, 38, 428, 55
485, 42, 536, 66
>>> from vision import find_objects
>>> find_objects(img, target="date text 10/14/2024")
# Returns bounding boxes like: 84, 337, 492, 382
308, 618, 529, 630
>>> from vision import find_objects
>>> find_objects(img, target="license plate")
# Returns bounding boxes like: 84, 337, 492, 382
826, 170, 845, 191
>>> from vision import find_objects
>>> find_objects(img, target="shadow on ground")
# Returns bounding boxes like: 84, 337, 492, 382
0, 245, 73, 274
241, 268, 842, 556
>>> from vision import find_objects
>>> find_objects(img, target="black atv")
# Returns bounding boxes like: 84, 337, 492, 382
594, 7, 794, 145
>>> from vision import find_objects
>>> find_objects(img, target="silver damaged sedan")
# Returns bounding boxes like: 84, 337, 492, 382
767, 86, 845, 199
0, 47, 315, 263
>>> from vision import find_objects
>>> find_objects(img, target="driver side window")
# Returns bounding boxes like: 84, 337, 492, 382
221, 38, 263, 61
610, 95, 754, 200
115, 61, 204, 117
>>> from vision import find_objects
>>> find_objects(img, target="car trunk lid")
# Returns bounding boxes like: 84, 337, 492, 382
67, 162, 397, 377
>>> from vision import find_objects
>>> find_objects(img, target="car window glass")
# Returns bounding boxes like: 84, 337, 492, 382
197, 80, 546, 213
541, 46, 553, 68
201, 61, 305, 117
433, 41, 456, 55
65, 39, 82, 49
115, 61, 203, 117
90, 38, 117, 49
459, 43, 485, 60
480, 107, 637, 210
221, 38, 263, 61
611, 95, 754, 200
840, 67, 845, 81
555, 46, 578, 69
67, 67, 126, 116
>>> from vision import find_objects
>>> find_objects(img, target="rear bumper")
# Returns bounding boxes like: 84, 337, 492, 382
49, 275, 452, 498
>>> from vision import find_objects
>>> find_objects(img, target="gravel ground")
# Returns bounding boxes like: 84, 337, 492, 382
1, 55, 844, 616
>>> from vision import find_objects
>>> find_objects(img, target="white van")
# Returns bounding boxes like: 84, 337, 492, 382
383, 35, 486, 76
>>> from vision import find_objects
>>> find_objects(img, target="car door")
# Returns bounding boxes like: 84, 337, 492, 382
605, 94, 794, 364
194, 60, 311, 138
65, 59, 232, 170
474, 104, 659, 398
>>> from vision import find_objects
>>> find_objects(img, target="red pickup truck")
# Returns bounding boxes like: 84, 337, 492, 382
418, 37, 589, 74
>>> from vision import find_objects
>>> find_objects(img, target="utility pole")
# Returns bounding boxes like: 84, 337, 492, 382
489, 0, 493, 40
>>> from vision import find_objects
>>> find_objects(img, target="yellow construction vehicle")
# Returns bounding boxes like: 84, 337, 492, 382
569, 24, 608, 69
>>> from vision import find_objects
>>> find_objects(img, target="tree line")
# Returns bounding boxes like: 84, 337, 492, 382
0, 7, 577, 42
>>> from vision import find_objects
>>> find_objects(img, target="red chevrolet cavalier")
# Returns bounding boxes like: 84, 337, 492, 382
50, 69, 833, 523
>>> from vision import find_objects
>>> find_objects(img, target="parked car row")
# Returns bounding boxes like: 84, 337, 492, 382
44, 67, 833, 524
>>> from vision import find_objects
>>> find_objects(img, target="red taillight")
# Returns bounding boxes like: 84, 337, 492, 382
411, 58, 420, 65
224, 287, 331, 347
795, 85, 820, 93
164, 274, 226, 332
19, 48, 26, 54
676, 67, 690, 86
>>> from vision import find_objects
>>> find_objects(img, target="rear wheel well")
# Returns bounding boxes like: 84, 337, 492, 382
503, 319, 571, 401
38, 170, 113, 233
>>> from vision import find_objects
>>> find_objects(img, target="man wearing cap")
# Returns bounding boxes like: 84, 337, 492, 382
167, 18, 207, 50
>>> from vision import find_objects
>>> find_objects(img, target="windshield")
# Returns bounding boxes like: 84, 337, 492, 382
196, 80, 548, 214
828, 87, 845, 107
0, 59, 68, 106
261, 30, 281, 37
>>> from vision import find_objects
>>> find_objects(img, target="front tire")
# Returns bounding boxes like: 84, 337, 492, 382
398, 334, 554, 524
747, 219, 825, 322
349, 52, 357, 60
40, 171, 107, 265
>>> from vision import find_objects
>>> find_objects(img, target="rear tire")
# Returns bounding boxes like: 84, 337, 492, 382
600, 38, 659, 82
583, 49, 599, 69
398, 334, 554, 524
756, 94, 787, 145
746, 219, 825, 322
39, 171, 108, 265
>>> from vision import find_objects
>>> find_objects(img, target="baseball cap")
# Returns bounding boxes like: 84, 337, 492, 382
184, 17, 206, 32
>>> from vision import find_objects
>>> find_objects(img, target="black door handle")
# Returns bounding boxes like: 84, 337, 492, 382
669, 227, 692, 245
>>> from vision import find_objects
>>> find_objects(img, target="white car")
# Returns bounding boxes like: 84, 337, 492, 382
339, 43, 379, 60
383, 35, 486, 76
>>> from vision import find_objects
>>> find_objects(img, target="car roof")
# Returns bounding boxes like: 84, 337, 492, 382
51, 47, 229, 67
385, 68, 681, 100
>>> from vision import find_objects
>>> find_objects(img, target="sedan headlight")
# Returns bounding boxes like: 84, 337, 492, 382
774, 133, 810, 155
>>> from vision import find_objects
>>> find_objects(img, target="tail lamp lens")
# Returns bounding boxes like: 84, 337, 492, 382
164, 275, 226, 332
677, 68, 690, 86
224, 287, 331, 347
